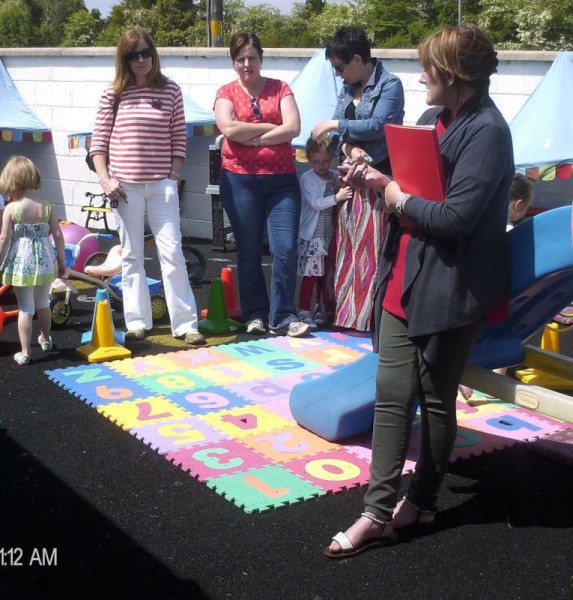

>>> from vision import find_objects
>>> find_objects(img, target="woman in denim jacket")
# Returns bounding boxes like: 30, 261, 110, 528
312, 27, 404, 331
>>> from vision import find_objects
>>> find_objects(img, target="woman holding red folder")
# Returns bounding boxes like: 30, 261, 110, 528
325, 25, 514, 558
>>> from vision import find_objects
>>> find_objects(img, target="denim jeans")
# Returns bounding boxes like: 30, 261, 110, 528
115, 179, 199, 337
219, 170, 301, 328
364, 310, 480, 521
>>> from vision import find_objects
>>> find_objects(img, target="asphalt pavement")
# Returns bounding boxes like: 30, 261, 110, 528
1, 236, 572, 600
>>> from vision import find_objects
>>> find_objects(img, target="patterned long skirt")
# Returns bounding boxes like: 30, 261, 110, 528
332, 188, 386, 331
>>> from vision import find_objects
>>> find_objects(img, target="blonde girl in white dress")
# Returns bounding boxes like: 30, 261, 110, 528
0, 156, 66, 365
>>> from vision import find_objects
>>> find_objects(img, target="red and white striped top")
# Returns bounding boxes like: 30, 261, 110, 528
90, 80, 187, 183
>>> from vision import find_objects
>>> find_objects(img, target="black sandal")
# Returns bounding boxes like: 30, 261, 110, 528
393, 498, 436, 531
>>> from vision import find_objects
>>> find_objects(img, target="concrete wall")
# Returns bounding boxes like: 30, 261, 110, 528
0, 47, 559, 239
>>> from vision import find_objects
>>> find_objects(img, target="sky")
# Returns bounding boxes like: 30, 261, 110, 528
84, 0, 307, 17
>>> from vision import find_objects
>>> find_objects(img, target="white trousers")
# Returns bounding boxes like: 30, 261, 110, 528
115, 179, 198, 337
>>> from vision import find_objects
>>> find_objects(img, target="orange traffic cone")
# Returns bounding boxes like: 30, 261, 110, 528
221, 266, 242, 319
198, 277, 243, 334
76, 289, 131, 363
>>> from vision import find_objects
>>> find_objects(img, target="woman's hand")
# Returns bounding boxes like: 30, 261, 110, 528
338, 162, 391, 191
312, 120, 338, 139
342, 143, 371, 165
100, 176, 127, 203
92, 154, 127, 203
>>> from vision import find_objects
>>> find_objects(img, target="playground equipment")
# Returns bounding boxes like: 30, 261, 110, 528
50, 231, 168, 328
290, 206, 573, 441
58, 222, 100, 274
514, 320, 573, 389
0, 284, 18, 336
84, 235, 207, 286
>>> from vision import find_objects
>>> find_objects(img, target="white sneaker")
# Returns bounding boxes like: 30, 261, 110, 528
270, 320, 311, 337
246, 318, 266, 335
297, 309, 317, 329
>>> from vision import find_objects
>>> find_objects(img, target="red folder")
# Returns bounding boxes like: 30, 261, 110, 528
384, 124, 446, 201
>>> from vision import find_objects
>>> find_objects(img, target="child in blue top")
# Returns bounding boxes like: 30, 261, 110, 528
0, 156, 66, 365
297, 135, 352, 328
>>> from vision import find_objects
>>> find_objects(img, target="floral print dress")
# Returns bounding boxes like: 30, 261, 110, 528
1, 204, 57, 287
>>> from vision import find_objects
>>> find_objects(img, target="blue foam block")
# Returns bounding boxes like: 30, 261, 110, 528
289, 352, 378, 442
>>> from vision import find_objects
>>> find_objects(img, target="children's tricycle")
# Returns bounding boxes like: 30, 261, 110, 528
50, 230, 169, 328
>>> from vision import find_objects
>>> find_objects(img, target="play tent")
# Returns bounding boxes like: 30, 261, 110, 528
0, 59, 52, 142
68, 93, 217, 150
509, 52, 573, 209
290, 49, 342, 149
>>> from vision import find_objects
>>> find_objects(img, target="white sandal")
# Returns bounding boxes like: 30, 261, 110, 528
324, 513, 398, 559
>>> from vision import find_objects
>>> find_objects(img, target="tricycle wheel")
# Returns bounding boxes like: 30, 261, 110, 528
50, 294, 72, 327
182, 243, 206, 285
151, 292, 169, 324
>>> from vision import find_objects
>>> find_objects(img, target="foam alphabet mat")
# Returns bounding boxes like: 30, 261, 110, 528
45, 331, 573, 513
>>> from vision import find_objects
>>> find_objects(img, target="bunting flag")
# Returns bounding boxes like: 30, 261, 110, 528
1, 129, 52, 143
524, 163, 573, 181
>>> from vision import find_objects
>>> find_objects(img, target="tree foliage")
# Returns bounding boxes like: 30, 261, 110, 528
0, 0, 571, 50
0, 0, 35, 47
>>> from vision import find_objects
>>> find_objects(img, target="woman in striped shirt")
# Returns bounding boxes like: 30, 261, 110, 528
90, 29, 205, 346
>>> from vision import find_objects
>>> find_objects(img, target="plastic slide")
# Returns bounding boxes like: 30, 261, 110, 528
290, 206, 573, 441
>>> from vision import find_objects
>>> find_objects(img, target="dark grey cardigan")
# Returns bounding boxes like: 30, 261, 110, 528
371, 94, 514, 361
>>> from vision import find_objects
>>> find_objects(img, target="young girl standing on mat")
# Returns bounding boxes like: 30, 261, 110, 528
297, 134, 352, 328
0, 156, 66, 364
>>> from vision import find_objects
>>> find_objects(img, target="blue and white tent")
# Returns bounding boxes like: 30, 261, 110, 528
0, 59, 51, 142
290, 50, 342, 149
68, 93, 216, 149
510, 52, 573, 171
509, 52, 573, 209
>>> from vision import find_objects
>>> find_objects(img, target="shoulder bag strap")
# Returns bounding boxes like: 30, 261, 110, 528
110, 93, 120, 133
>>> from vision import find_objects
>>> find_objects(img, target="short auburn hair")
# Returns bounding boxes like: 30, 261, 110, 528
418, 25, 498, 94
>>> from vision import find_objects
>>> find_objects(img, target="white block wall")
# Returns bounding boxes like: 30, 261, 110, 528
0, 47, 558, 240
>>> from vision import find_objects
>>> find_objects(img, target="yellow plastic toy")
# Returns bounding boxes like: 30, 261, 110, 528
516, 321, 573, 389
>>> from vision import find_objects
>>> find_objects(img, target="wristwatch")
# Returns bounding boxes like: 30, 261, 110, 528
395, 193, 411, 217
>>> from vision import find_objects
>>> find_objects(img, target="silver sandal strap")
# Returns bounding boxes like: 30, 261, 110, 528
361, 512, 390, 528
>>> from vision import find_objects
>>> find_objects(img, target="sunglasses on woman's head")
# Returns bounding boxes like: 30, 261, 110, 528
251, 97, 262, 120
124, 47, 153, 62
